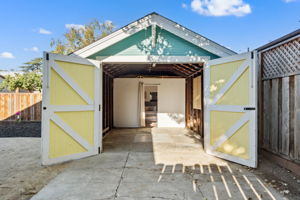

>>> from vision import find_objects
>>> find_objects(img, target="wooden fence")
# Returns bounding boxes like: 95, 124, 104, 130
262, 76, 300, 162
0, 93, 42, 121
258, 31, 300, 165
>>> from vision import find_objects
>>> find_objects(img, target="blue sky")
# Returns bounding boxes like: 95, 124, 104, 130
0, 0, 299, 70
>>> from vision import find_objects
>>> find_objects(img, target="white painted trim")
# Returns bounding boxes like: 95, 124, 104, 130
206, 149, 256, 168
42, 151, 97, 166
203, 60, 211, 153
41, 53, 102, 165
49, 105, 94, 112
208, 52, 248, 66
73, 13, 235, 58
50, 114, 93, 151
52, 62, 93, 105
95, 62, 102, 153
211, 113, 249, 151
209, 105, 245, 112
41, 52, 50, 165
73, 16, 153, 58
210, 59, 249, 105
204, 52, 257, 168
96, 56, 209, 64
152, 14, 235, 57
49, 52, 99, 66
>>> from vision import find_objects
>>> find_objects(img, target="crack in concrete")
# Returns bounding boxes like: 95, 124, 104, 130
186, 173, 205, 198
118, 195, 178, 200
113, 151, 130, 199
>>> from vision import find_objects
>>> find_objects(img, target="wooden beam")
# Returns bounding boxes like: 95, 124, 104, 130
172, 66, 189, 76
177, 64, 196, 72
188, 68, 203, 77
172, 65, 191, 75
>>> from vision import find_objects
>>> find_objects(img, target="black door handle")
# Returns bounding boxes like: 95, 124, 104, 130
244, 107, 255, 110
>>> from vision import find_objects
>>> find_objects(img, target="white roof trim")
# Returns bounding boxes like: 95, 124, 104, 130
73, 13, 236, 58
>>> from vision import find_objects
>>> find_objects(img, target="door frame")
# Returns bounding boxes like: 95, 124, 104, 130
203, 52, 258, 167
41, 52, 103, 165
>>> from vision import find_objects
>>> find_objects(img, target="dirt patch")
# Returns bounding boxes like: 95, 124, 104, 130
245, 155, 300, 200
0, 138, 70, 200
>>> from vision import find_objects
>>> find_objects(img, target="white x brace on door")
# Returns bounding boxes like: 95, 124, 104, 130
204, 52, 257, 168
41, 53, 102, 165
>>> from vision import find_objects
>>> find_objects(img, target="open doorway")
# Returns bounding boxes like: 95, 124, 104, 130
144, 85, 158, 127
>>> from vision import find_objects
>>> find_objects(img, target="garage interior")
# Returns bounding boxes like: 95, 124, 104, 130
101, 62, 204, 137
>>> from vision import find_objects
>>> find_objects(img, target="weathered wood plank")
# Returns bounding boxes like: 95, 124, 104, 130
294, 75, 300, 160
271, 79, 279, 153
263, 80, 271, 149
281, 77, 290, 155
278, 78, 282, 153
289, 76, 295, 159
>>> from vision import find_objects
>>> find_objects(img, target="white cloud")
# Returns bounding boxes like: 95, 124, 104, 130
0, 52, 15, 59
182, 3, 188, 8
283, 0, 297, 2
191, 0, 251, 17
24, 46, 39, 52
65, 24, 85, 30
39, 28, 52, 34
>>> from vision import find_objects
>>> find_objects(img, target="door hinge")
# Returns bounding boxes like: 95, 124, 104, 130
99, 104, 101, 111
244, 107, 255, 110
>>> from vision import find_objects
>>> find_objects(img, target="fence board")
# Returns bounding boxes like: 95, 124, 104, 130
271, 79, 279, 152
281, 77, 290, 155
0, 93, 42, 121
263, 81, 271, 149
260, 34, 300, 167
294, 75, 300, 160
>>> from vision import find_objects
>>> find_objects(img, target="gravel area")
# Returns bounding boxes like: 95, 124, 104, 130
0, 138, 69, 200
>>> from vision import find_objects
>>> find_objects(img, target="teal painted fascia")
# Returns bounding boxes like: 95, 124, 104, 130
88, 26, 219, 59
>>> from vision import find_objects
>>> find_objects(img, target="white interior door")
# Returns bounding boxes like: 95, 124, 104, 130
42, 53, 102, 165
204, 52, 257, 168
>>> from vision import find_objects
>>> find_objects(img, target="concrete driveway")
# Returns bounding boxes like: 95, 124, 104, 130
31, 128, 283, 200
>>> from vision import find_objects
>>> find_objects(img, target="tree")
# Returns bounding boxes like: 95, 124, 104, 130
20, 57, 43, 72
0, 74, 23, 91
0, 72, 42, 92
20, 72, 42, 92
51, 19, 115, 55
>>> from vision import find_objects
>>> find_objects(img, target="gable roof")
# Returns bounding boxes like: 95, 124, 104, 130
73, 12, 236, 58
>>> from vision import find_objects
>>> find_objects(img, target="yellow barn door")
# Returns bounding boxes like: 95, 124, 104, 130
41, 53, 102, 165
204, 52, 257, 168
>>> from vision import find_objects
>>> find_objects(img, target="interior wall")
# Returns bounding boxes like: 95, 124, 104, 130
114, 78, 185, 127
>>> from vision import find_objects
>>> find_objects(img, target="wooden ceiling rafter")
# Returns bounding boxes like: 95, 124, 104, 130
172, 65, 191, 76
188, 68, 204, 77
103, 63, 203, 78
171, 67, 189, 77
173, 65, 193, 75
189, 63, 202, 70
104, 64, 128, 74
174, 64, 196, 73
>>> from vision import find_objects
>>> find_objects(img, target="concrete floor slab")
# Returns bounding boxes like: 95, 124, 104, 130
31, 128, 285, 200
